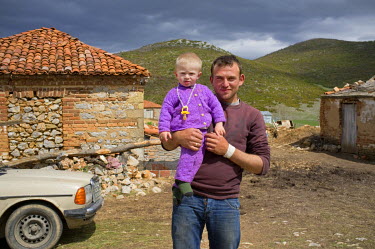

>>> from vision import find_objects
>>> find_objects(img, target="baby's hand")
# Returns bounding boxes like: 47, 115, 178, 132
214, 123, 226, 136
159, 131, 172, 142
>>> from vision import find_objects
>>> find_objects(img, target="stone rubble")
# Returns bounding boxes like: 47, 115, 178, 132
34, 150, 172, 199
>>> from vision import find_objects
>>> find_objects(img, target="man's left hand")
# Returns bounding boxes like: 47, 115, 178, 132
205, 132, 229, 156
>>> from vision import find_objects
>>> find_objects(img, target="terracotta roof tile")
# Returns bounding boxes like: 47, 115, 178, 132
144, 100, 162, 108
0, 27, 150, 77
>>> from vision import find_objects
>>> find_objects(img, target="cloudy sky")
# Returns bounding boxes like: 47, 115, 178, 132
1, 0, 374, 59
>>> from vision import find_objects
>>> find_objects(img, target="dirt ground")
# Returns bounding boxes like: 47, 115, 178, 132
92, 126, 375, 248
1, 126, 374, 248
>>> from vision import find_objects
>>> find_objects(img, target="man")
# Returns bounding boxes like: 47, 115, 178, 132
162, 55, 270, 249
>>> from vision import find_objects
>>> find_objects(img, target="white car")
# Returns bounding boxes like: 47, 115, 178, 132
0, 168, 103, 249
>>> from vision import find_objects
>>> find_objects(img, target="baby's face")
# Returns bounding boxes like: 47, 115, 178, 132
175, 65, 202, 87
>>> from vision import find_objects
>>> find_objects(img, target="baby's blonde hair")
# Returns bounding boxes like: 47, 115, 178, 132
175, 52, 202, 71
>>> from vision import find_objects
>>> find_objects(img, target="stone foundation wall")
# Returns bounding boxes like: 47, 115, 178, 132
0, 74, 145, 161
143, 136, 179, 177
7, 97, 63, 158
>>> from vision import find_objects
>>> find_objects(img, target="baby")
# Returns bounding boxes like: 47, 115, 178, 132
158, 52, 226, 196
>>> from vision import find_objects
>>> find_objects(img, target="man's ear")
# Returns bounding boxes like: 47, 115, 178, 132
239, 74, 245, 86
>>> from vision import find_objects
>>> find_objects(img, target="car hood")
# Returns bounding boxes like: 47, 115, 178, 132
1, 168, 93, 181
0, 169, 94, 196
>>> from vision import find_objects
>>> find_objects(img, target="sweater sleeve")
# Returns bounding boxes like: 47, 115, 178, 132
158, 89, 176, 133
246, 110, 270, 175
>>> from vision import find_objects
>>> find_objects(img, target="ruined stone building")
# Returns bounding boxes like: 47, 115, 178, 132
320, 76, 375, 159
0, 27, 150, 161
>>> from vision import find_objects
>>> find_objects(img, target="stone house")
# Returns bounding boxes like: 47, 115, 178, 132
320, 76, 375, 159
144, 100, 161, 123
0, 27, 150, 161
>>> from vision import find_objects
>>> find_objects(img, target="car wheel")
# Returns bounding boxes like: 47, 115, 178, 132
5, 204, 63, 249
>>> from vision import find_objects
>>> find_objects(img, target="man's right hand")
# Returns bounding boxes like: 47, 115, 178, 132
162, 128, 203, 151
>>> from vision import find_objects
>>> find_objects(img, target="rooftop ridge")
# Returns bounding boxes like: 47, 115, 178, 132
0, 27, 150, 77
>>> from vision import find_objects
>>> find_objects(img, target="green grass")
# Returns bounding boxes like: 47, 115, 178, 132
293, 120, 320, 128
57, 218, 171, 249
117, 38, 375, 119
255, 38, 375, 88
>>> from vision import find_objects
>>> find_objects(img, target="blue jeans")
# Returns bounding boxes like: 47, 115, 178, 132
172, 194, 241, 249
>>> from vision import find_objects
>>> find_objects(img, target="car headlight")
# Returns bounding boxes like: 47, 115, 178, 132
74, 184, 93, 205
84, 184, 93, 204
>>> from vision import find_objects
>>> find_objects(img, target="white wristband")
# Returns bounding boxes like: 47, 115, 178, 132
223, 144, 235, 159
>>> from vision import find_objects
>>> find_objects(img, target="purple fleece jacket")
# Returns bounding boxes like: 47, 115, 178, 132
159, 83, 226, 132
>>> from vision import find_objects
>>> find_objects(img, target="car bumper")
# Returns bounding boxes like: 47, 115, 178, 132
64, 197, 104, 219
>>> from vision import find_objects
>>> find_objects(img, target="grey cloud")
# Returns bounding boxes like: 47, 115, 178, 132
1, 0, 374, 59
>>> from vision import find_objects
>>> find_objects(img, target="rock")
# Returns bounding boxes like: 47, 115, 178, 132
38, 105, 46, 112
116, 195, 125, 200
23, 148, 35, 155
94, 167, 104, 176
127, 155, 139, 167
55, 136, 63, 144
152, 187, 162, 193
50, 129, 62, 136
308, 242, 321, 247
10, 149, 21, 157
36, 123, 46, 131
99, 155, 108, 164
7, 132, 16, 138
73, 158, 86, 170
44, 140, 56, 148
23, 106, 33, 113
51, 118, 60, 125
59, 158, 74, 170
8, 106, 20, 113
135, 190, 146, 196
49, 104, 60, 111
75, 103, 92, 109
142, 170, 153, 179
140, 182, 151, 188
80, 113, 95, 119
121, 178, 132, 185
110, 185, 119, 192
106, 156, 122, 169
17, 143, 28, 150
37, 113, 46, 121
116, 173, 125, 180
31, 131, 43, 138
121, 186, 132, 194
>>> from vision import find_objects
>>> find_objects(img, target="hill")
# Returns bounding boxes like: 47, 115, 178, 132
255, 38, 375, 88
117, 39, 325, 121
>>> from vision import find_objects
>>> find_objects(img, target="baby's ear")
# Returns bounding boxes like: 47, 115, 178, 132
198, 72, 202, 77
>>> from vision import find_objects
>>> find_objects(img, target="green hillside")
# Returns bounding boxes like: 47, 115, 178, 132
256, 38, 375, 88
117, 39, 324, 118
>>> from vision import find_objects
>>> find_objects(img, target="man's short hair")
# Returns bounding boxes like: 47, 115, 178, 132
176, 52, 202, 71
211, 55, 242, 76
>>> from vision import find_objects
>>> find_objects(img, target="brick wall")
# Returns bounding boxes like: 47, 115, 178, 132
143, 135, 180, 177
62, 84, 144, 150
0, 74, 146, 160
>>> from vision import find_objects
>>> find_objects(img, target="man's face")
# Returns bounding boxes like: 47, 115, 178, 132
210, 64, 245, 104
